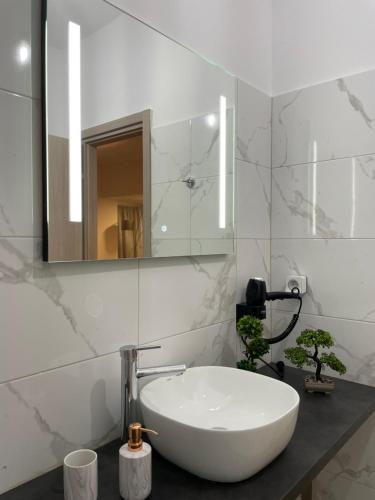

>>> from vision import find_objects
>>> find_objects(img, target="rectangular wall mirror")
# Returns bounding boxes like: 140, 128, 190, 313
42, 0, 235, 262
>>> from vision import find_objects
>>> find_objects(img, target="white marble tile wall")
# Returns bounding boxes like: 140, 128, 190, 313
151, 110, 235, 256
151, 120, 191, 184
235, 79, 272, 353
271, 238, 375, 322
191, 238, 234, 256
0, 91, 40, 238
0, 0, 40, 98
0, 354, 121, 493
237, 159, 270, 239
0, 1, 243, 494
139, 255, 235, 344
0, 238, 138, 383
190, 174, 234, 240
313, 467, 375, 500
237, 79, 271, 168
191, 110, 234, 178
151, 180, 190, 241
272, 155, 375, 239
139, 320, 237, 370
271, 69, 375, 499
272, 69, 375, 169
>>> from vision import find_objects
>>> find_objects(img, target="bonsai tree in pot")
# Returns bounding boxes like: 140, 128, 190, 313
236, 315, 270, 372
284, 328, 346, 393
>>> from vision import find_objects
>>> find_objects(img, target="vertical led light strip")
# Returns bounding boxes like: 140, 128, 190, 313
350, 158, 356, 238
312, 140, 317, 236
68, 21, 82, 222
219, 95, 227, 229
45, 20, 49, 223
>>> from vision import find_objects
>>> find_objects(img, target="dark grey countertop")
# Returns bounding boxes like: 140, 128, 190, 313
2, 366, 375, 500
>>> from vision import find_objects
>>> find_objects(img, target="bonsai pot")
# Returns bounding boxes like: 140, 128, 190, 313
304, 374, 335, 394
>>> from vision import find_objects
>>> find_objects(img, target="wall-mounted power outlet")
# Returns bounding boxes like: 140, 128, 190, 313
285, 275, 307, 295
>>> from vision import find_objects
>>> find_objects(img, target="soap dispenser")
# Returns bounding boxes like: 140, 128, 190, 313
119, 422, 158, 500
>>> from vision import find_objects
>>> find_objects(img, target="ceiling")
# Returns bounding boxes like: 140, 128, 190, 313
47, 0, 121, 49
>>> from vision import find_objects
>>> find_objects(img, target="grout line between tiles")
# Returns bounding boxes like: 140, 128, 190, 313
0, 85, 40, 102
272, 152, 375, 170
139, 318, 236, 346
270, 94, 274, 353
234, 78, 239, 361
0, 351, 118, 387
0, 235, 41, 239
271, 237, 375, 241
235, 156, 271, 169
237, 237, 271, 241
0, 319, 235, 387
272, 308, 375, 326
152, 171, 234, 186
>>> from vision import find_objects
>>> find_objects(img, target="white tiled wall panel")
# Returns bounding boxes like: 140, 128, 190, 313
237, 79, 271, 168
272, 155, 375, 239
272, 238, 375, 322
272, 70, 375, 168
0, 0, 40, 98
271, 68, 375, 500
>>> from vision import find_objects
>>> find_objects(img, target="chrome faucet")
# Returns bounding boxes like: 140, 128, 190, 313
120, 345, 186, 442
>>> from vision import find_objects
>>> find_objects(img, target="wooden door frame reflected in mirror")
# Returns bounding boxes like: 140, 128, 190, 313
82, 109, 151, 260
46, 109, 151, 262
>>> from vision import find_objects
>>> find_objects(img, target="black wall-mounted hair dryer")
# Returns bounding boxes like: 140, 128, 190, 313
236, 277, 302, 345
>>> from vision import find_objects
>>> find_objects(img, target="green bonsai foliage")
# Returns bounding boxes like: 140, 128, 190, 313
284, 329, 346, 382
236, 315, 270, 372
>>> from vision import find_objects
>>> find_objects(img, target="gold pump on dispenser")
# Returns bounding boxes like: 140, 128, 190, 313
127, 422, 158, 452
119, 422, 159, 499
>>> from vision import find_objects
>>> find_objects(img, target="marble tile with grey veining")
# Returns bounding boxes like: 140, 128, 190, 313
0, 0, 40, 98
151, 120, 191, 184
0, 353, 120, 495
190, 175, 234, 240
272, 69, 375, 168
0, 237, 138, 382
151, 181, 190, 241
271, 238, 375, 322
191, 109, 234, 179
236, 160, 270, 239
323, 412, 375, 491
314, 468, 375, 500
236, 79, 271, 168
138, 320, 237, 372
272, 155, 375, 239
151, 238, 190, 257
0, 91, 41, 237
190, 238, 234, 256
139, 254, 235, 344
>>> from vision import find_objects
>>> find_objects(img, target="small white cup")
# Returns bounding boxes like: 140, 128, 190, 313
64, 449, 98, 500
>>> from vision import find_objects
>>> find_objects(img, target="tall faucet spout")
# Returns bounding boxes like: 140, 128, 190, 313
137, 364, 186, 378
120, 344, 186, 442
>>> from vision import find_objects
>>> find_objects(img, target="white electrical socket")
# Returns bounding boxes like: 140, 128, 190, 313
285, 275, 307, 294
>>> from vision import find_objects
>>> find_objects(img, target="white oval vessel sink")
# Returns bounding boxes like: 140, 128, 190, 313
140, 366, 299, 482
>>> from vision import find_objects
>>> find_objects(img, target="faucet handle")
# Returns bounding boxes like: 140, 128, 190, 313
119, 344, 161, 360
137, 345, 161, 351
